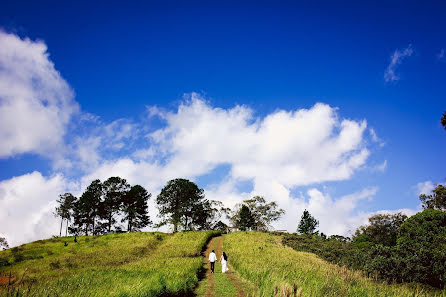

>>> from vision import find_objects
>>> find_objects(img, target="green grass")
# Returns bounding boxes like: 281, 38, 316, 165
224, 231, 446, 297
0, 231, 219, 296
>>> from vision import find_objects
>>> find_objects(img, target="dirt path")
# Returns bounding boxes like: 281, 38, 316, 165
195, 235, 248, 297
217, 235, 246, 297
203, 237, 218, 297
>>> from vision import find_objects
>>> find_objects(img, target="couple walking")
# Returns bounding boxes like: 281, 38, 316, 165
208, 250, 229, 273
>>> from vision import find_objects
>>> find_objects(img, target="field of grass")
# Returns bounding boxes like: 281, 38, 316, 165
0, 231, 219, 296
224, 231, 446, 297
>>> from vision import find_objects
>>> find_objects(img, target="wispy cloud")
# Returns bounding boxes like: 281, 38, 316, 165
384, 45, 413, 82
437, 48, 445, 61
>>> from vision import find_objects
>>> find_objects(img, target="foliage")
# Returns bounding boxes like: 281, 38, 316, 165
297, 209, 319, 235
285, 209, 446, 289
54, 193, 76, 237
156, 178, 224, 232
102, 177, 131, 233
230, 196, 284, 231
419, 182, 446, 210
396, 209, 446, 288
0, 237, 8, 250
63, 177, 151, 236
225, 231, 443, 296
237, 205, 256, 231
353, 212, 407, 246
0, 231, 219, 296
242, 196, 285, 231
121, 185, 152, 232
212, 220, 228, 233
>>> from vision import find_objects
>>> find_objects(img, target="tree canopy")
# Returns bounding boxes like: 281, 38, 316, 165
230, 196, 284, 231
353, 212, 407, 247
0, 237, 8, 250
237, 204, 256, 231
297, 209, 319, 235
60, 177, 152, 236
419, 182, 446, 211
396, 209, 446, 288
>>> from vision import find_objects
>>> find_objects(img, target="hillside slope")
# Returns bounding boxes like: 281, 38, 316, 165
0, 231, 218, 296
224, 232, 446, 297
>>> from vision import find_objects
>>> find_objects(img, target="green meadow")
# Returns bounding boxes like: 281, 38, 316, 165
0, 231, 219, 296
224, 232, 446, 297
1, 231, 446, 297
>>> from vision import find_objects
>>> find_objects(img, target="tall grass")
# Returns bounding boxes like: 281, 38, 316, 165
0, 231, 219, 296
224, 231, 446, 297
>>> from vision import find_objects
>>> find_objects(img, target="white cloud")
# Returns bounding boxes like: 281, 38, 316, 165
384, 45, 413, 82
0, 31, 79, 159
416, 180, 436, 196
76, 94, 376, 237
0, 172, 77, 247
372, 160, 387, 172
369, 128, 385, 147
147, 94, 369, 187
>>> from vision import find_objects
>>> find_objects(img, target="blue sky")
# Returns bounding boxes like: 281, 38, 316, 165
0, 1, 445, 246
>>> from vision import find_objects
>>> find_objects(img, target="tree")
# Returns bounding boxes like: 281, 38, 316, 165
156, 178, 206, 232
213, 221, 228, 233
353, 213, 407, 246
121, 185, 152, 232
102, 177, 130, 233
0, 237, 8, 250
441, 111, 446, 130
297, 209, 319, 235
54, 193, 77, 237
396, 209, 446, 288
69, 180, 103, 236
419, 182, 446, 210
237, 205, 256, 231
192, 200, 230, 231
243, 196, 285, 231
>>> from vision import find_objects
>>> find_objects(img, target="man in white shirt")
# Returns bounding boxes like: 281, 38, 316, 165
208, 249, 217, 273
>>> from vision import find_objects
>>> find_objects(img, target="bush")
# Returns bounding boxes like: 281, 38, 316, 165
0, 257, 9, 267
283, 210, 446, 289
396, 209, 446, 288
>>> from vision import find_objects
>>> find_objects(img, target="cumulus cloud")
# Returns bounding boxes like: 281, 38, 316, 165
384, 45, 413, 82
147, 94, 369, 187
0, 31, 79, 159
75, 94, 375, 236
416, 180, 436, 196
0, 172, 76, 247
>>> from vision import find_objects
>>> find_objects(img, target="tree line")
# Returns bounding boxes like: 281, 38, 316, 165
55, 177, 151, 236
289, 181, 446, 288
55, 177, 286, 236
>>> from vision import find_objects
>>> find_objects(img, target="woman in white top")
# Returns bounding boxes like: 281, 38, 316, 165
220, 251, 229, 273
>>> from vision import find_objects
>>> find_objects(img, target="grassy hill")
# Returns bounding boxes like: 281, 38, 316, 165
224, 232, 446, 297
1, 231, 445, 297
0, 231, 218, 296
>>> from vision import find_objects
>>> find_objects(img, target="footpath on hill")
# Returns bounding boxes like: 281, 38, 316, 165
194, 235, 254, 297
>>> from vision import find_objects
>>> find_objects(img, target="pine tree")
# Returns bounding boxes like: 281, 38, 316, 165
121, 185, 152, 232
297, 209, 319, 235
238, 205, 256, 231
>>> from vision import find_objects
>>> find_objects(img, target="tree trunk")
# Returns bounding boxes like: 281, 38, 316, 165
65, 220, 68, 237
59, 218, 63, 237
108, 213, 112, 233
128, 218, 131, 233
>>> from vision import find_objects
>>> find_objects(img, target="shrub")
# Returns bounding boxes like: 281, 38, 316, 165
396, 209, 446, 288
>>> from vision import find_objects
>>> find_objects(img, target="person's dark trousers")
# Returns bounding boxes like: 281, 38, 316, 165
210, 261, 215, 273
